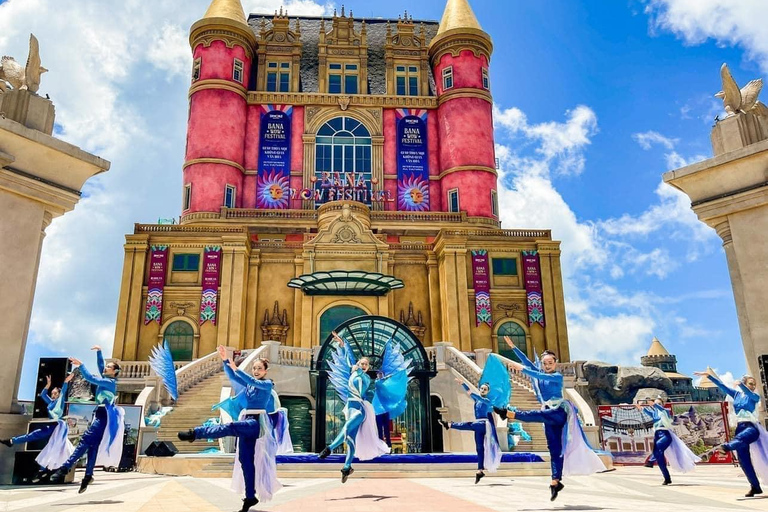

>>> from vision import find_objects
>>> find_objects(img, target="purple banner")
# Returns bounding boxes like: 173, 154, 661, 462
471, 250, 492, 327
522, 250, 545, 327
144, 246, 168, 325
257, 106, 292, 209
396, 109, 430, 211
199, 246, 221, 325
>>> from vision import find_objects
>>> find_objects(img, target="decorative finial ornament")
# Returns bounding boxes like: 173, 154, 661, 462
0, 34, 48, 94
716, 63, 768, 117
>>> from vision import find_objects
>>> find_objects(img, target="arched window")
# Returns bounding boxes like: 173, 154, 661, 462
318, 305, 366, 347
497, 321, 527, 363
163, 321, 194, 361
315, 117, 372, 207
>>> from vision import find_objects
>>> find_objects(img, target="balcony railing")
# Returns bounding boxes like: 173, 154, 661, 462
278, 346, 313, 368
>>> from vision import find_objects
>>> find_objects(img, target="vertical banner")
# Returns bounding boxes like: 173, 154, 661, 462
257, 105, 292, 209
144, 246, 168, 325
199, 246, 222, 325
522, 250, 545, 327
396, 109, 430, 211
471, 250, 492, 327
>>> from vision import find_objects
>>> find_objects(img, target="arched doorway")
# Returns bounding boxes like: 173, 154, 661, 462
497, 320, 528, 363
162, 320, 195, 361
318, 305, 366, 346
315, 315, 434, 453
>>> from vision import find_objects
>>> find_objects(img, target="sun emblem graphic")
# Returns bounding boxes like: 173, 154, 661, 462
257, 169, 290, 209
398, 174, 429, 211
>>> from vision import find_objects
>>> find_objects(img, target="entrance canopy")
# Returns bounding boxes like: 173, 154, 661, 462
288, 270, 404, 296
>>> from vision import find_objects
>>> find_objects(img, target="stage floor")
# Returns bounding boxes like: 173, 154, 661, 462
0, 466, 762, 512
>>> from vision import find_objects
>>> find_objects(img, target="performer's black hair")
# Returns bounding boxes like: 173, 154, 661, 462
541, 350, 557, 361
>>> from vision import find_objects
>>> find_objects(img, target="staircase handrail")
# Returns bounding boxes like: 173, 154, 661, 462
493, 354, 537, 395
237, 345, 270, 373
444, 346, 482, 386
277, 346, 313, 367
175, 351, 223, 396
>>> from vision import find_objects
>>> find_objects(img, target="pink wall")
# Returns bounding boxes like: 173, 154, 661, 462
193, 41, 251, 85
437, 98, 495, 171
183, 163, 243, 212
433, 51, 489, 95
441, 171, 496, 218
384, 109, 397, 176
186, 89, 247, 164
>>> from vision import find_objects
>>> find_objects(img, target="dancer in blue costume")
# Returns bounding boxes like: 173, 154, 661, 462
437, 354, 509, 483
318, 331, 409, 483
178, 345, 290, 512
1, 373, 75, 482
636, 396, 698, 485
50, 346, 124, 493
495, 337, 605, 501
694, 370, 768, 498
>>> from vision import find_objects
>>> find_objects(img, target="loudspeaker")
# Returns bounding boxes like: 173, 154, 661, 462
144, 440, 178, 457
12, 451, 74, 485
33, 358, 70, 419
24, 420, 58, 450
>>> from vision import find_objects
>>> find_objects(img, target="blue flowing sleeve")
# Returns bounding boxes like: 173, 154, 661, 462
738, 383, 761, 404
706, 375, 736, 398
512, 347, 537, 370
96, 350, 106, 375
78, 364, 114, 388
39, 388, 52, 405
521, 368, 563, 385
223, 361, 247, 388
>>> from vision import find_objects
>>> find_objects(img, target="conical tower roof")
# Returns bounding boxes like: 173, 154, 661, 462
646, 336, 670, 357
429, 0, 492, 62
191, 0, 256, 48
697, 367, 719, 388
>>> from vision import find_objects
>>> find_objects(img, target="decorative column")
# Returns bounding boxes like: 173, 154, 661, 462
216, 234, 250, 349
113, 235, 150, 361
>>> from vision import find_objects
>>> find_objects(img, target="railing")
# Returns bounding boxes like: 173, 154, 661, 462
135, 223, 247, 234
444, 346, 482, 386
493, 354, 536, 395
175, 351, 223, 396
112, 360, 185, 380
236, 345, 270, 374
442, 229, 551, 239
278, 346, 313, 368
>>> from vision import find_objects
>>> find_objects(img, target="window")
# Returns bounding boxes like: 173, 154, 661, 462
163, 321, 194, 361
224, 184, 236, 208
442, 66, 454, 90
172, 253, 200, 272
482, 67, 490, 90
328, 63, 358, 94
395, 65, 420, 96
492, 258, 518, 276
233, 59, 244, 83
497, 321, 527, 363
183, 184, 192, 210
192, 58, 201, 82
491, 189, 499, 217
314, 117, 372, 206
447, 189, 460, 213
266, 61, 291, 92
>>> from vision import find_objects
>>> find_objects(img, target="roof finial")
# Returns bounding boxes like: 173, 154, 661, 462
341, 5, 345, 17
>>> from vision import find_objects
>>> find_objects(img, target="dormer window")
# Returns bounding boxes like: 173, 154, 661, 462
192, 58, 201, 82
328, 63, 358, 94
233, 59, 244, 83
395, 65, 420, 96
442, 66, 454, 91
266, 61, 291, 92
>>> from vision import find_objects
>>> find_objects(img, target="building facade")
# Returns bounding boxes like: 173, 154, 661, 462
112, 0, 570, 453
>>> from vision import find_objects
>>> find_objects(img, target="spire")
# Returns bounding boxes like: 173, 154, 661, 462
697, 367, 719, 388
646, 336, 670, 357
436, 0, 483, 36
202, 0, 248, 26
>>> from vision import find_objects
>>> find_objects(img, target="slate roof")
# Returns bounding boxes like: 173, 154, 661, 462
247, 15, 440, 95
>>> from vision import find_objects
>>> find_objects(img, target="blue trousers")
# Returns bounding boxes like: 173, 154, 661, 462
195, 419, 261, 499
328, 401, 365, 470
452, 421, 487, 470
12, 424, 55, 446
649, 430, 672, 481
724, 422, 762, 491
376, 413, 391, 447
516, 407, 567, 481
60, 407, 107, 476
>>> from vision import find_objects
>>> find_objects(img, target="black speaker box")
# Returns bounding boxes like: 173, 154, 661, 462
33, 358, 70, 419
24, 420, 58, 450
144, 440, 178, 457
12, 451, 74, 485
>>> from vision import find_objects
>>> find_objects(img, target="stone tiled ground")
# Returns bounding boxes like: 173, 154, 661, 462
1, 465, 766, 511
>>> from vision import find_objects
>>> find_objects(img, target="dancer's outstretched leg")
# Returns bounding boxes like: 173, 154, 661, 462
514, 408, 567, 501
652, 431, 672, 485
450, 421, 488, 483
721, 423, 762, 496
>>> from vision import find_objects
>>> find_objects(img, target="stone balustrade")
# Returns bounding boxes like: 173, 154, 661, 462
444, 345, 482, 386
110, 360, 185, 381
278, 346, 313, 368
176, 351, 224, 396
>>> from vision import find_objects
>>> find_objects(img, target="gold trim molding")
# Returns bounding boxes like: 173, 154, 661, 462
439, 166, 497, 179
248, 91, 438, 110
189, 79, 248, 100
183, 157, 245, 174
438, 88, 492, 106
429, 29, 493, 66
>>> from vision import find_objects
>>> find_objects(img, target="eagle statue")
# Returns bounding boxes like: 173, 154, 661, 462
715, 63, 768, 117
0, 34, 48, 94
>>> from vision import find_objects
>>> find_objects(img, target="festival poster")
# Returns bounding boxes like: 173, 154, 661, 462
199, 246, 221, 325
522, 250, 545, 327
144, 246, 168, 325
471, 250, 492, 327
257, 105, 292, 209
396, 109, 430, 211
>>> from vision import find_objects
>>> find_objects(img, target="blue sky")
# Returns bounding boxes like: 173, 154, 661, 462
2, 0, 765, 399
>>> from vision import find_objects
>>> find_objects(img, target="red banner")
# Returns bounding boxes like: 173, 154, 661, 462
144, 246, 168, 325
522, 251, 545, 327
471, 250, 492, 327
199, 246, 221, 325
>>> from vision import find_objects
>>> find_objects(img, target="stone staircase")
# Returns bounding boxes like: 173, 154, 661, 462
507, 387, 549, 453
154, 373, 224, 454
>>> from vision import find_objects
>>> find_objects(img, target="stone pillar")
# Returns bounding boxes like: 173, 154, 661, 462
244, 252, 261, 349
427, 254, 442, 345
474, 348, 491, 368
216, 235, 250, 348
262, 340, 281, 363
113, 235, 150, 360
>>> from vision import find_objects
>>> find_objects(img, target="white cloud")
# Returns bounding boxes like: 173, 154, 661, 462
633, 130, 678, 150
643, 0, 768, 74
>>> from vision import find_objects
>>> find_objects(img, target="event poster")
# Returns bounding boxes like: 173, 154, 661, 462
598, 402, 732, 465
396, 109, 430, 211
257, 105, 292, 209
144, 246, 168, 325
471, 250, 492, 327
522, 250, 545, 327
199, 246, 221, 325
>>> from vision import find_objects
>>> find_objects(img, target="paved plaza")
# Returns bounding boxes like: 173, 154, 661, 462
1, 466, 766, 512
